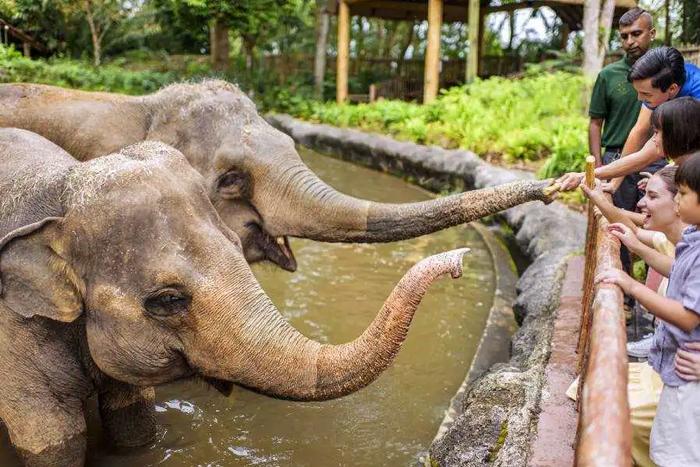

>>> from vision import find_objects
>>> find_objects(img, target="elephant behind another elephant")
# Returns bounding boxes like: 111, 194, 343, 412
0, 128, 469, 467
0, 81, 555, 273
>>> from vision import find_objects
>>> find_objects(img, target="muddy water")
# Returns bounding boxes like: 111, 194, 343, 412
0, 147, 496, 466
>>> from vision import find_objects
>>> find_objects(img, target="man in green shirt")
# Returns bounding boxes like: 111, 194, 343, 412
589, 7, 657, 215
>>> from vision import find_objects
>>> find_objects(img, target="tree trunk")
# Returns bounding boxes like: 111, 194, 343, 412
680, 0, 699, 43
313, 0, 330, 99
355, 17, 365, 59
242, 35, 256, 74
84, 2, 102, 67
665, 0, 672, 45
508, 12, 515, 50
597, 0, 616, 63
210, 17, 230, 72
582, 0, 601, 76
397, 22, 415, 76
383, 21, 399, 58
583, 0, 615, 77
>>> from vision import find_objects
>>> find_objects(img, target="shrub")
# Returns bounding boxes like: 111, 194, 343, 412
0, 44, 184, 94
290, 72, 591, 178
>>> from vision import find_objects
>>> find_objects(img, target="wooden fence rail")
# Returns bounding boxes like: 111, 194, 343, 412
574, 157, 632, 466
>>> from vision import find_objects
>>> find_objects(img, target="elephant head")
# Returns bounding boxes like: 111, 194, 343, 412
144, 81, 553, 271
0, 131, 469, 400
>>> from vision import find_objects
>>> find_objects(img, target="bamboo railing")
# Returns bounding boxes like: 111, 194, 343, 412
574, 157, 632, 466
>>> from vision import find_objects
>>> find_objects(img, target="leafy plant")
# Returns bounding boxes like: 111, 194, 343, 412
289, 72, 591, 178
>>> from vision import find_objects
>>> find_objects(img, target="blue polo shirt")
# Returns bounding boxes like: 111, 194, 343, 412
679, 63, 700, 98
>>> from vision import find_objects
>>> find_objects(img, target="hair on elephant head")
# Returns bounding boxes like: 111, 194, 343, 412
0, 82, 554, 275
0, 129, 470, 403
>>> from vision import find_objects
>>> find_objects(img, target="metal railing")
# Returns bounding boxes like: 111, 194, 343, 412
574, 157, 632, 466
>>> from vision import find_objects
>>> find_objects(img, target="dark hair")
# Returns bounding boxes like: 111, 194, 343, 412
650, 97, 700, 158
653, 165, 678, 196
628, 46, 686, 91
675, 152, 700, 195
619, 8, 652, 27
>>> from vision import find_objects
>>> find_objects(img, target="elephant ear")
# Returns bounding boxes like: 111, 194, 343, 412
0, 217, 84, 322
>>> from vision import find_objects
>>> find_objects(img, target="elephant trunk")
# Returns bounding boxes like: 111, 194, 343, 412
194, 249, 468, 401
259, 163, 553, 242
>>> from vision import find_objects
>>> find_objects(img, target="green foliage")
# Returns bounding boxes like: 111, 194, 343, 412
0, 45, 181, 94
288, 72, 590, 178
632, 259, 648, 282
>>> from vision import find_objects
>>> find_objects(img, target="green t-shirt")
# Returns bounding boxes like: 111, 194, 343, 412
589, 56, 641, 149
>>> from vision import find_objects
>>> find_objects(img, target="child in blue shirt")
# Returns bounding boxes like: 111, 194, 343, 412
597, 153, 700, 465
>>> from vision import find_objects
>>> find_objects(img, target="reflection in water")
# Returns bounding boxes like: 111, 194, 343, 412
0, 147, 496, 467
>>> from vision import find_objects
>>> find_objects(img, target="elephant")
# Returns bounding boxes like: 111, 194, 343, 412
0, 81, 554, 273
0, 128, 469, 467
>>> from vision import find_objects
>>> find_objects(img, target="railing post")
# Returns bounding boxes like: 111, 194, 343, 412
573, 154, 632, 465
577, 155, 598, 373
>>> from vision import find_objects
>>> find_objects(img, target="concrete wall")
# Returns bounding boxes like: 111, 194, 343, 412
268, 114, 586, 466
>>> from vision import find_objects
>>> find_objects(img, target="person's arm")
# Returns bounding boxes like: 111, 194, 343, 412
556, 106, 660, 191
557, 138, 662, 191
595, 138, 661, 180
596, 269, 700, 332
589, 118, 604, 168
601, 106, 656, 191
606, 223, 674, 277
581, 183, 641, 229
621, 105, 653, 156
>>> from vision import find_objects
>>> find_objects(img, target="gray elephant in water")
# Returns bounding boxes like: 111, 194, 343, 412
0, 128, 468, 467
0, 81, 553, 272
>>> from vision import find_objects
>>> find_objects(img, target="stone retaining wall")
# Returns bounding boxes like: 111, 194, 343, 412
267, 114, 586, 466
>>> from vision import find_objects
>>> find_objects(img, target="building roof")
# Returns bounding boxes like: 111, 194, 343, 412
330, 0, 638, 31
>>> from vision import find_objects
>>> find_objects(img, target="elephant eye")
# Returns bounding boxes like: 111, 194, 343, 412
144, 288, 190, 317
217, 169, 251, 199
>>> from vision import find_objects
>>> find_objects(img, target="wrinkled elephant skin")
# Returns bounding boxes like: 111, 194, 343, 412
0, 129, 469, 466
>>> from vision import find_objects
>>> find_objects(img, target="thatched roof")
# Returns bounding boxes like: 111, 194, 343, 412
330, 0, 638, 31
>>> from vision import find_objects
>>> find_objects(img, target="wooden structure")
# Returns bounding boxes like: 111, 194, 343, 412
330, 0, 636, 103
575, 158, 631, 465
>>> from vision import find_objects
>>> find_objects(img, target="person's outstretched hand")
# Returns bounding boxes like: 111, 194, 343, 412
595, 267, 636, 293
675, 342, 700, 381
580, 179, 603, 200
607, 223, 643, 252
555, 172, 585, 191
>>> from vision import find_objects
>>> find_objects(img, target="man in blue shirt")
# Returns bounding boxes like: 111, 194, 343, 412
558, 47, 700, 191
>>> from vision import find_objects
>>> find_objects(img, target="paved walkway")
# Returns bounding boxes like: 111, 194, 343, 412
529, 256, 584, 466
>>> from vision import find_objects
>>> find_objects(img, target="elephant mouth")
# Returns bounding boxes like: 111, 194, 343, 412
202, 376, 235, 396
247, 222, 297, 272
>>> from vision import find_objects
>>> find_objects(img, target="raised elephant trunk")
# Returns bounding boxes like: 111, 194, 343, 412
259, 163, 554, 242
195, 249, 468, 401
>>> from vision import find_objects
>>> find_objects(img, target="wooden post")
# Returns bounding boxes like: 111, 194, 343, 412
336, 0, 350, 103
423, 0, 443, 104
466, 0, 480, 82
369, 83, 377, 102
577, 156, 599, 373
22, 41, 30, 58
